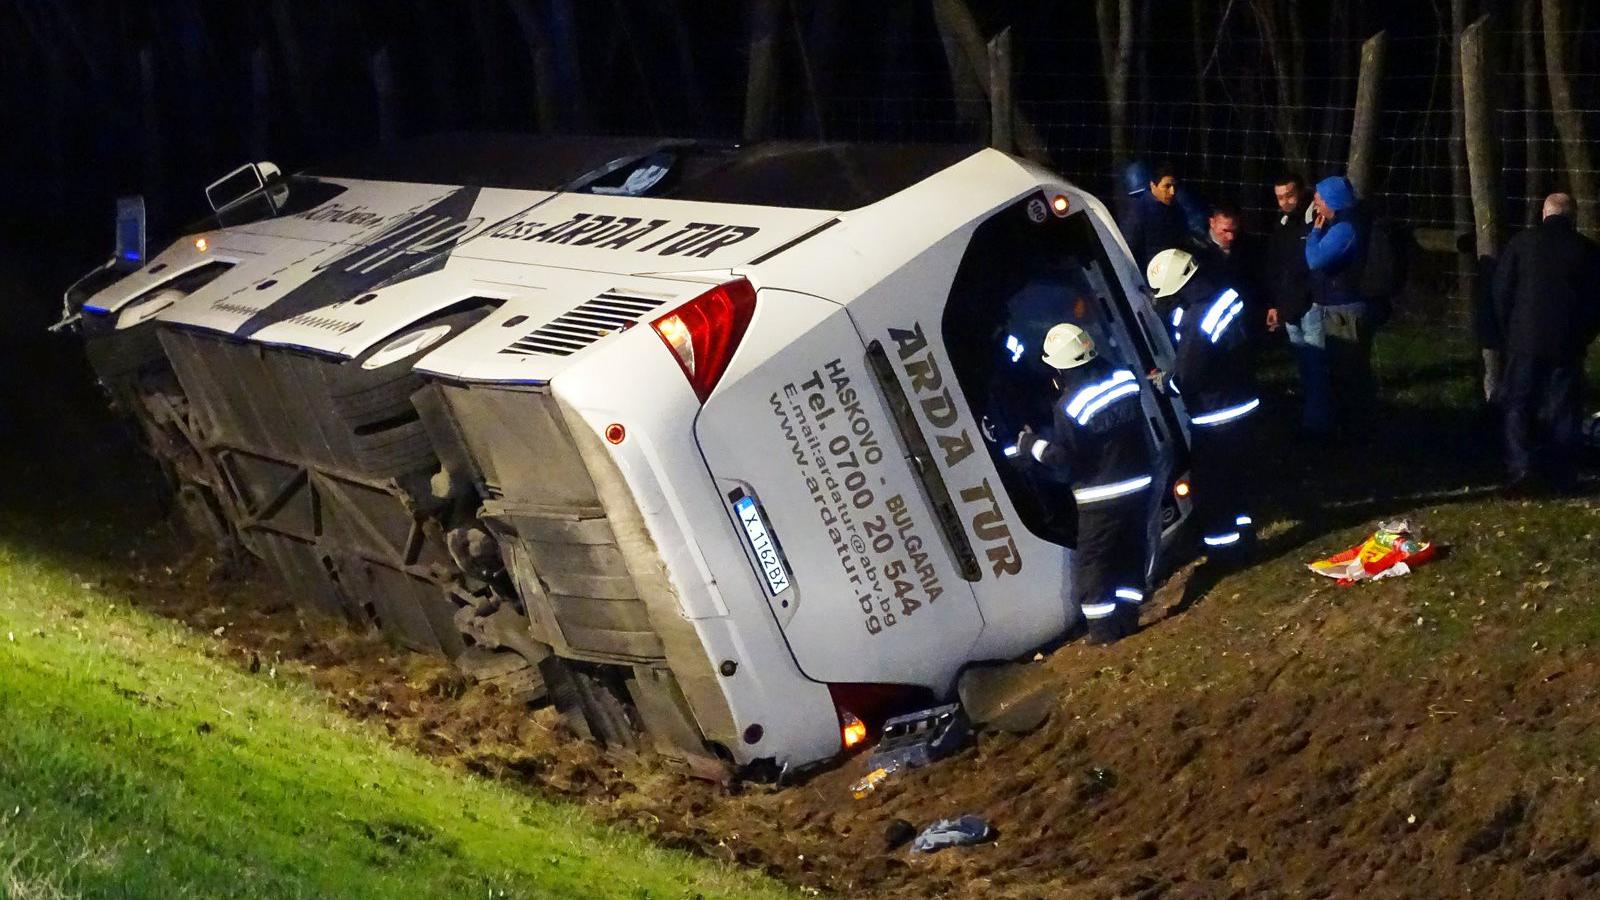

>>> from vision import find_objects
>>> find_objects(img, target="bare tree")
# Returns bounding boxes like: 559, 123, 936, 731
1461, 15, 1503, 258
1317, 2, 1354, 169
1448, 0, 1473, 300
1519, 0, 1544, 225
1346, 30, 1388, 199
1190, 0, 1212, 170
1247, 0, 1309, 175
1094, 0, 1135, 167
509, 0, 588, 132
932, 0, 989, 132
1541, 0, 1598, 233
931, 0, 1049, 160
743, 0, 783, 141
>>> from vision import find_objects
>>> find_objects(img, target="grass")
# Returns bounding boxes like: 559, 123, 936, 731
0, 516, 793, 900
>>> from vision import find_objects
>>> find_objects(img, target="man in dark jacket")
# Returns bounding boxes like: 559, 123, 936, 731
1119, 163, 1189, 271
1148, 248, 1261, 565
1264, 175, 1330, 436
1195, 202, 1266, 341
1493, 193, 1600, 492
1305, 174, 1373, 435
1016, 323, 1154, 644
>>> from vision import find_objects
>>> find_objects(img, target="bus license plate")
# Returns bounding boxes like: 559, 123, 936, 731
734, 496, 791, 596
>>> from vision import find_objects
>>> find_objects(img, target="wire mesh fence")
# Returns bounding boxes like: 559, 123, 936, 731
2, 1, 1597, 316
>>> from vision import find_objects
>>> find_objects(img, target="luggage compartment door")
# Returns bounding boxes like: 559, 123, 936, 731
694, 289, 983, 690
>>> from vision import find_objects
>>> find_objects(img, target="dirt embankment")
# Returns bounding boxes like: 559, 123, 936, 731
103, 502, 1600, 900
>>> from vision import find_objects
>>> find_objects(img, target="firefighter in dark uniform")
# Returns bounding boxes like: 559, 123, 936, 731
1147, 248, 1262, 564
1014, 324, 1155, 644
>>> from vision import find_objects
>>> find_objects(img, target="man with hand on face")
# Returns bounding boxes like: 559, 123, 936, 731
1264, 174, 1328, 437
1304, 174, 1373, 438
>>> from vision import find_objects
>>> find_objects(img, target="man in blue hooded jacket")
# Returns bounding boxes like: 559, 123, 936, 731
1304, 174, 1375, 435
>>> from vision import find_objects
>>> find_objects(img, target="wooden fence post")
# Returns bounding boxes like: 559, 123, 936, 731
1460, 16, 1502, 259
988, 27, 1013, 153
1346, 30, 1388, 198
1542, 0, 1598, 234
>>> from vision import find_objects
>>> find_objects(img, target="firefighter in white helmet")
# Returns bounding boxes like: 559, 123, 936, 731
1014, 323, 1154, 644
1148, 247, 1262, 565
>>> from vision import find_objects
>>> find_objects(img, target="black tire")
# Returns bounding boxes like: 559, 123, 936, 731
328, 307, 493, 475
329, 305, 486, 425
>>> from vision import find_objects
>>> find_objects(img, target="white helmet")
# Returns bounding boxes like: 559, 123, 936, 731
1041, 323, 1098, 370
1146, 248, 1198, 299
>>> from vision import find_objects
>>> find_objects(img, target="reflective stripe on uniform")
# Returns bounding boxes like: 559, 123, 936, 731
1082, 602, 1119, 619
1199, 288, 1241, 339
1204, 531, 1242, 546
1191, 397, 1261, 426
1064, 369, 1136, 419
1030, 440, 1048, 462
1003, 444, 1019, 457
1073, 474, 1153, 504
1235, 515, 1253, 527
1075, 380, 1142, 425
1114, 587, 1145, 603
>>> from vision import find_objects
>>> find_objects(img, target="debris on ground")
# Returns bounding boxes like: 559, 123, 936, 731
956, 662, 1058, 734
851, 764, 898, 800
1308, 519, 1437, 584
911, 815, 994, 853
866, 704, 971, 771
884, 818, 917, 851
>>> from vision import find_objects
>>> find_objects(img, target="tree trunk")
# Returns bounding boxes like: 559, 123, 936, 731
1448, 0, 1473, 302
468, 1, 507, 123
1519, 0, 1544, 225
931, 0, 1050, 161
370, 47, 397, 146
1346, 31, 1388, 199
1190, 0, 1211, 170
270, 0, 313, 139
1247, 0, 1308, 175
743, 0, 783, 140
658, 0, 704, 131
1318, 2, 1353, 170
139, 44, 163, 205
607, 0, 662, 133
1461, 16, 1503, 259
1094, 0, 1134, 168
1541, 0, 1598, 233
1135, 0, 1153, 147
989, 28, 1013, 153
546, 0, 588, 130
932, 0, 988, 131
508, 0, 559, 131
249, 46, 271, 159
789, 0, 826, 139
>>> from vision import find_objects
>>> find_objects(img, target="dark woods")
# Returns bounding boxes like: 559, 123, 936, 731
0, 1, 1594, 292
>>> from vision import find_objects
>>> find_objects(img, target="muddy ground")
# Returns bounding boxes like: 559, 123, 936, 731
84, 521, 1600, 900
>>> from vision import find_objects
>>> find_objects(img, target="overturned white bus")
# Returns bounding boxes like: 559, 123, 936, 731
64, 135, 1193, 775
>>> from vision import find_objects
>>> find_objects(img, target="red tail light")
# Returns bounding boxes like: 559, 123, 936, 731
651, 278, 757, 403
826, 682, 936, 754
